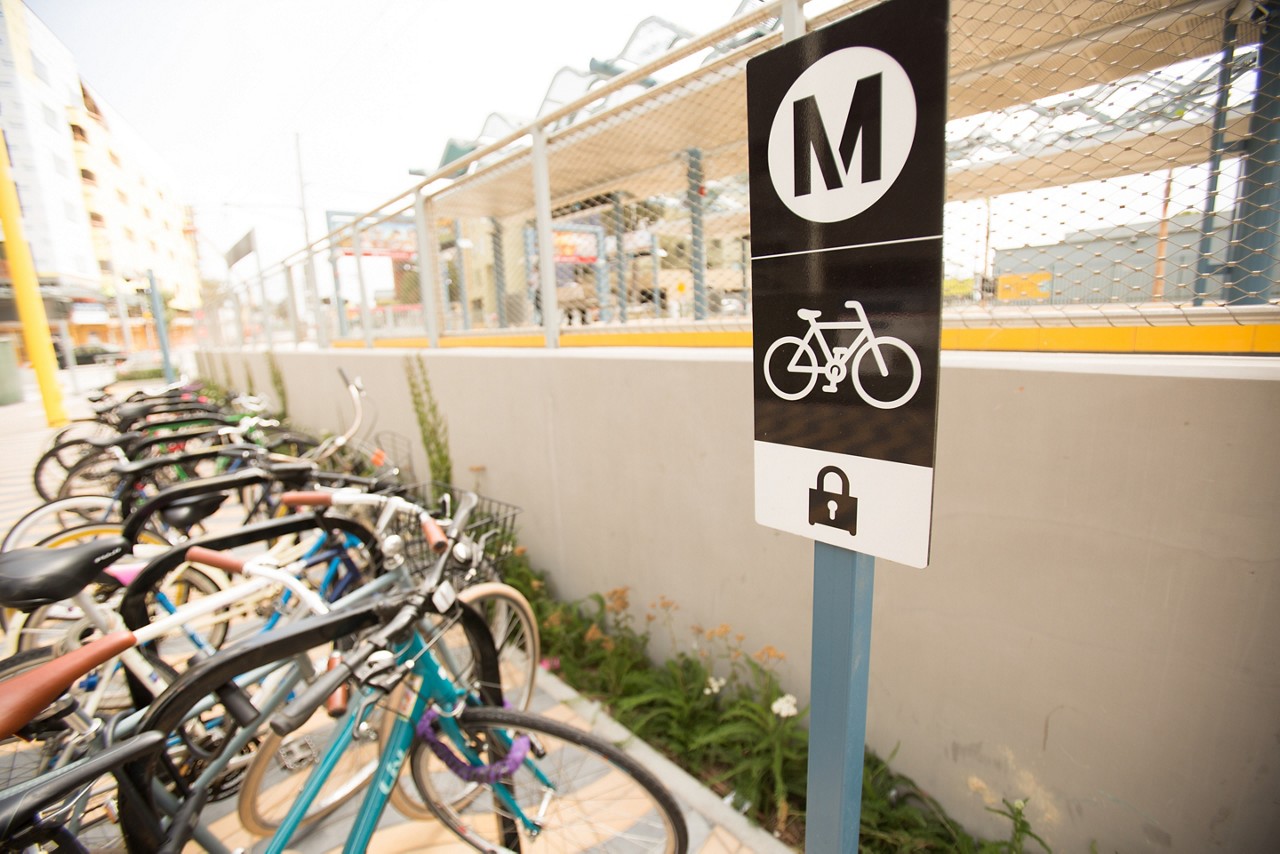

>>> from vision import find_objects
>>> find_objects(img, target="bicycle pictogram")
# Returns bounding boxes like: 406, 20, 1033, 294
763, 300, 921, 409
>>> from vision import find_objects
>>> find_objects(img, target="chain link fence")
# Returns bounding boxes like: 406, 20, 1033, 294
205, 0, 1280, 350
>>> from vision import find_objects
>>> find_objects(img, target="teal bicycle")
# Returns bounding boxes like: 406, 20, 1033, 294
206, 492, 687, 852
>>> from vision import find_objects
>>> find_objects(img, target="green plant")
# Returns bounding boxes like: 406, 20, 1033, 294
616, 652, 723, 766
266, 352, 288, 418
503, 551, 1053, 851
983, 798, 1052, 854
860, 747, 977, 852
405, 354, 452, 484
692, 656, 809, 832
115, 368, 165, 381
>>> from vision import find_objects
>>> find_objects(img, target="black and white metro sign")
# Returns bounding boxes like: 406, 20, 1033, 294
748, 0, 947, 568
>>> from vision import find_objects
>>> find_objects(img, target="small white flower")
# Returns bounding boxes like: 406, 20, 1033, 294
704, 676, 726, 696
771, 694, 798, 718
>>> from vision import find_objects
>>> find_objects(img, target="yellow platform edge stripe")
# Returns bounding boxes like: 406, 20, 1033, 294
333, 325, 1280, 354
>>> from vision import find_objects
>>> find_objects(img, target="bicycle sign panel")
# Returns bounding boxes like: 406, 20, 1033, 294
747, 0, 947, 568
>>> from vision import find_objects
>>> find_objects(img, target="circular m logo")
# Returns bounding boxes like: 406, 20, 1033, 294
767, 47, 917, 223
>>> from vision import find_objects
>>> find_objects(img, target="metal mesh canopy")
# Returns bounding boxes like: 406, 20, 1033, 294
221, 0, 1278, 351
430, 0, 1260, 217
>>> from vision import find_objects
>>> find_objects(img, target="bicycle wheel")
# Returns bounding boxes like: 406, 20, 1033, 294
410, 706, 688, 853
32, 439, 100, 502
2, 495, 120, 552
387, 582, 540, 821
763, 335, 819, 401
0, 646, 133, 851
235, 652, 388, 837
145, 564, 233, 660
49, 418, 118, 451
34, 523, 173, 549
8, 569, 222, 657
55, 448, 128, 500
851, 335, 921, 409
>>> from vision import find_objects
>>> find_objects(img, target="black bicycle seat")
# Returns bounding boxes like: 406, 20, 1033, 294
86, 431, 145, 449
158, 494, 228, 532
0, 538, 129, 611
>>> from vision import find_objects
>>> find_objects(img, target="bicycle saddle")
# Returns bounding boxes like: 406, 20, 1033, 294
0, 537, 129, 611
85, 431, 146, 449
158, 493, 228, 532
797, 308, 822, 320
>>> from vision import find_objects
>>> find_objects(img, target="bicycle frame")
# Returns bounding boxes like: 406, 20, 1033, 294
264, 605, 537, 854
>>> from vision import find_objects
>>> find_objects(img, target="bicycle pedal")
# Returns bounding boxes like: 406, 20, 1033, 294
274, 736, 317, 771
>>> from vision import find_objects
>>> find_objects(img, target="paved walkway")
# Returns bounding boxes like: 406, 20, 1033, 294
0, 367, 788, 854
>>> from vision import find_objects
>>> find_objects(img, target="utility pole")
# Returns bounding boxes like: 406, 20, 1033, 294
296, 133, 328, 347
0, 130, 66, 425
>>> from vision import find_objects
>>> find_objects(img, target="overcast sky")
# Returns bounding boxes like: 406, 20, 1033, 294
24, 0, 736, 276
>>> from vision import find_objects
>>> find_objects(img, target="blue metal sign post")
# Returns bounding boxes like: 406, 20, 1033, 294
746, 0, 947, 849
807, 544, 875, 852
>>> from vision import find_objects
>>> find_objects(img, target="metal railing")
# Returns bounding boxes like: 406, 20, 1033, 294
200, 0, 1280, 352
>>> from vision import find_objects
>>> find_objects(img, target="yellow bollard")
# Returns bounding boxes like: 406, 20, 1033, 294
0, 131, 67, 426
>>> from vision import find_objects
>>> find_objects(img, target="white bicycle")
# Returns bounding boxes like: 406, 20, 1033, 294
763, 300, 921, 409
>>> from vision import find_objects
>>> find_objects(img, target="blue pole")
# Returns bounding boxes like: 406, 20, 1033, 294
806, 543, 875, 853
146, 269, 175, 382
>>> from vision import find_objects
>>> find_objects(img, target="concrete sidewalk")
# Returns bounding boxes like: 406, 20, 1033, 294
0, 367, 790, 854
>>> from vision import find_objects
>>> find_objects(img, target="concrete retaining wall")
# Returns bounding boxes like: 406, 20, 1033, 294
207, 346, 1280, 852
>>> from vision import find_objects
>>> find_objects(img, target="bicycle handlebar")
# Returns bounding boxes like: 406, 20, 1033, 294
266, 487, 483, 736
269, 591, 424, 736
279, 490, 450, 554
270, 654, 359, 736
280, 491, 334, 507
185, 546, 246, 575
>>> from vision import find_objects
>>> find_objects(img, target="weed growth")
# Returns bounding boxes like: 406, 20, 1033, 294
504, 552, 1052, 851
405, 354, 452, 484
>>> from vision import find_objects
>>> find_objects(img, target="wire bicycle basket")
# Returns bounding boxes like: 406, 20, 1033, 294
385, 482, 522, 580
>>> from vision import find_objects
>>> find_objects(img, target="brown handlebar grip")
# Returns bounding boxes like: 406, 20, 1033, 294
186, 546, 247, 574
0, 630, 135, 740
324, 651, 349, 718
280, 491, 334, 508
421, 515, 449, 555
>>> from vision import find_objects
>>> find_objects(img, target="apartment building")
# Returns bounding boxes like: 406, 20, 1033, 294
0, 0, 199, 357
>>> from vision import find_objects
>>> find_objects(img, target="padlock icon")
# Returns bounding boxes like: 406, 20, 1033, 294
809, 466, 858, 536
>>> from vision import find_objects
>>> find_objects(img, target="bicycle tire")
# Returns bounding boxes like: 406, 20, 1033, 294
234, 651, 388, 837
12, 562, 230, 655
386, 581, 540, 821
1, 495, 120, 552
54, 448, 129, 500
32, 439, 99, 502
49, 418, 119, 451
0, 645, 132, 851
763, 335, 819, 401
410, 706, 688, 853
121, 602, 393, 852
34, 523, 173, 549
